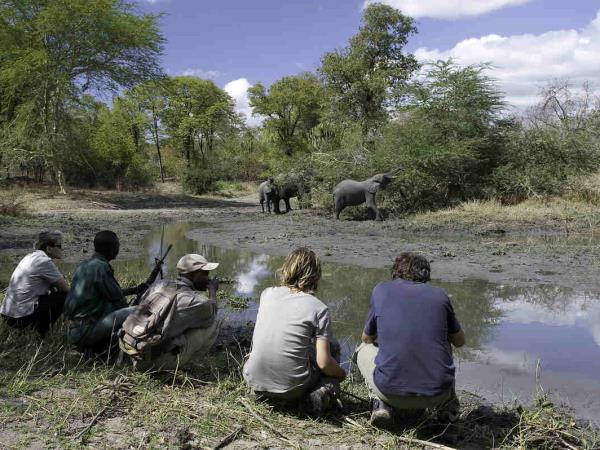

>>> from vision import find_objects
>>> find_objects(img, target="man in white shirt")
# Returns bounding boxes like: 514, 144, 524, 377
1, 230, 69, 337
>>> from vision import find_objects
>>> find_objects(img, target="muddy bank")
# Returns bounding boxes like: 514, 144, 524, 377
185, 209, 600, 293
2, 189, 599, 292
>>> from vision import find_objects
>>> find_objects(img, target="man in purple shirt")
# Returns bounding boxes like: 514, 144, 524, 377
355, 252, 465, 427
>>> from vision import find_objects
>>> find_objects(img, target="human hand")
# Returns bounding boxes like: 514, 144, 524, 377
208, 277, 220, 293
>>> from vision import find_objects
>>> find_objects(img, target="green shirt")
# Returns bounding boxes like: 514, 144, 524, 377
64, 253, 127, 320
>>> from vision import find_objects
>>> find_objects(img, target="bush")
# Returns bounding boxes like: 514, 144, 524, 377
0, 189, 29, 217
182, 164, 219, 194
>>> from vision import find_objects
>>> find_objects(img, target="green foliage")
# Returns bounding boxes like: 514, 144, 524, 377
161, 76, 237, 166
0, 0, 164, 191
248, 73, 325, 156
182, 162, 219, 195
319, 2, 419, 136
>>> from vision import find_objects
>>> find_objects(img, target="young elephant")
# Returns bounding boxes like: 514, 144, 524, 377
259, 179, 274, 213
270, 174, 308, 214
333, 172, 397, 221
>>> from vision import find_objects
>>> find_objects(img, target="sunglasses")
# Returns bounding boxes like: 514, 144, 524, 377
51, 244, 62, 249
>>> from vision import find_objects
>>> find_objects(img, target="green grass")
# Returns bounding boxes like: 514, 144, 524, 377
0, 315, 597, 449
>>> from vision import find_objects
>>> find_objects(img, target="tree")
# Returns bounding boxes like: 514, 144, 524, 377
248, 73, 325, 156
319, 3, 419, 136
161, 76, 236, 166
0, 0, 164, 192
123, 81, 171, 182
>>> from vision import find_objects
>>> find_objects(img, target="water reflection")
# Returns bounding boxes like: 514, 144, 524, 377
236, 255, 270, 296
120, 223, 600, 384
2, 222, 599, 403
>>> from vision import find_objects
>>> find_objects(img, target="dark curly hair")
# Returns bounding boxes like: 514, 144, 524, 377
391, 252, 431, 282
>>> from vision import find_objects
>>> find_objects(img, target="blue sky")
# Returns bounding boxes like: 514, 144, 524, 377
136, 0, 600, 123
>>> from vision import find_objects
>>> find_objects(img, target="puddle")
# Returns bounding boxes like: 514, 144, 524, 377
2, 221, 600, 424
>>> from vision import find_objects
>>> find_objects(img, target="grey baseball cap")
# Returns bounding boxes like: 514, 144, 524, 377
176, 254, 219, 274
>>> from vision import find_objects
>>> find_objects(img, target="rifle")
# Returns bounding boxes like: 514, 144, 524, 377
133, 243, 173, 305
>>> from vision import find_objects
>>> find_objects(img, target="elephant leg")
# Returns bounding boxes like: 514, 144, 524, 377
273, 198, 282, 214
365, 194, 382, 221
334, 196, 344, 220
260, 199, 265, 213
284, 198, 291, 212
267, 199, 272, 214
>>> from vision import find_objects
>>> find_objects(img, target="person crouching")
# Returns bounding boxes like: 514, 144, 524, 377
0, 230, 69, 337
355, 252, 465, 428
243, 247, 346, 414
120, 253, 220, 370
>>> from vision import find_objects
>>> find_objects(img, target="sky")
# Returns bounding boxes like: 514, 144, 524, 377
136, 0, 600, 125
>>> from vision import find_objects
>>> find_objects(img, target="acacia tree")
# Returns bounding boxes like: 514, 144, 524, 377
0, 0, 164, 192
248, 73, 325, 156
319, 3, 419, 137
161, 76, 236, 166
123, 81, 171, 182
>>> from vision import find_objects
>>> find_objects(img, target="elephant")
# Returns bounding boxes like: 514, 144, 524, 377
270, 174, 309, 214
333, 171, 398, 221
258, 178, 274, 213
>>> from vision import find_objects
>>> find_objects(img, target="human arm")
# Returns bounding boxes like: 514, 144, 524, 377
100, 266, 127, 308
361, 331, 376, 344
52, 277, 69, 293
450, 329, 465, 347
446, 295, 465, 348
361, 303, 377, 344
315, 339, 346, 380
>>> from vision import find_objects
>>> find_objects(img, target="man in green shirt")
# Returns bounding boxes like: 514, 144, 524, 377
65, 230, 145, 354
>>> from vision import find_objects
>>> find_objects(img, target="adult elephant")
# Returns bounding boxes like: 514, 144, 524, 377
258, 178, 274, 213
333, 171, 398, 221
271, 174, 308, 214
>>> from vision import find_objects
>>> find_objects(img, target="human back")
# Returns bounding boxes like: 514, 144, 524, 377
368, 279, 458, 396
244, 286, 331, 393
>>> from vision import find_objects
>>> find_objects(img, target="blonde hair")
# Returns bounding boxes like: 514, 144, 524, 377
279, 247, 321, 293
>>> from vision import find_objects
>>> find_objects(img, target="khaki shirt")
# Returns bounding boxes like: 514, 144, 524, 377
160, 277, 217, 347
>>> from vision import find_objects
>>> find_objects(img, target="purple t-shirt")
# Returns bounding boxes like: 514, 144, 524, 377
363, 279, 461, 397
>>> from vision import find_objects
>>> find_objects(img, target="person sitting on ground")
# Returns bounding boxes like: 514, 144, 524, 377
355, 252, 465, 427
0, 230, 69, 337
243, 247, 346, 414
64, 230, 145, 355
119, 253, 220, 371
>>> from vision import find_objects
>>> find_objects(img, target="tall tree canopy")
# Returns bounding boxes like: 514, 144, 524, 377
248, 73, 325, 156
161, 76, 237, 165
319, 2, 419, 136
0, 0, 164, 192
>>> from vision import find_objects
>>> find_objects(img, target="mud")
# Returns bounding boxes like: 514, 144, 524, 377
2, 188, 598, 293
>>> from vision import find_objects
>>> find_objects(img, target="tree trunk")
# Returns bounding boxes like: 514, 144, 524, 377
152, 110, 165, 182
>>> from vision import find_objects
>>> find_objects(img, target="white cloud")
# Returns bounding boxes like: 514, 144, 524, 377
223, 78, 263, 127
367, 0, 532, 20
181, 68, 220, 79
414, 10, 600, 109
496, 295, 600, 347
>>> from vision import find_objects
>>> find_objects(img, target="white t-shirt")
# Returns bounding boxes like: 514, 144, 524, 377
243, 286, 333, 393
0, 250, 63, 318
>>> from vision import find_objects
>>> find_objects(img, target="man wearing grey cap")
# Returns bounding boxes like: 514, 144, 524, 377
120, 253, 220, 370
1, 230, 69, 337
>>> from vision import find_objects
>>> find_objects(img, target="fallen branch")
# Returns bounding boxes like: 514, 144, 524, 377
75, 404, 111, 440
213, 425, 244, 450
238, 398, 293, 445
397, 437, 458, 450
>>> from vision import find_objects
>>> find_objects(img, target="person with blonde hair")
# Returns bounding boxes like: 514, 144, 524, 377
1, 230, 69, 337
243, 247, 346, 414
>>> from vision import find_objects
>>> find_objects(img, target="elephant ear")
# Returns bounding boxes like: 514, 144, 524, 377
367, 181, 381, 194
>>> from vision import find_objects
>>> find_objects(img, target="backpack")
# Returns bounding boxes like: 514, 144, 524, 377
119, 280, 179, 361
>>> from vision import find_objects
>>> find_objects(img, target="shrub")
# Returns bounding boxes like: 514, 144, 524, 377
182, 164, 219, 194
